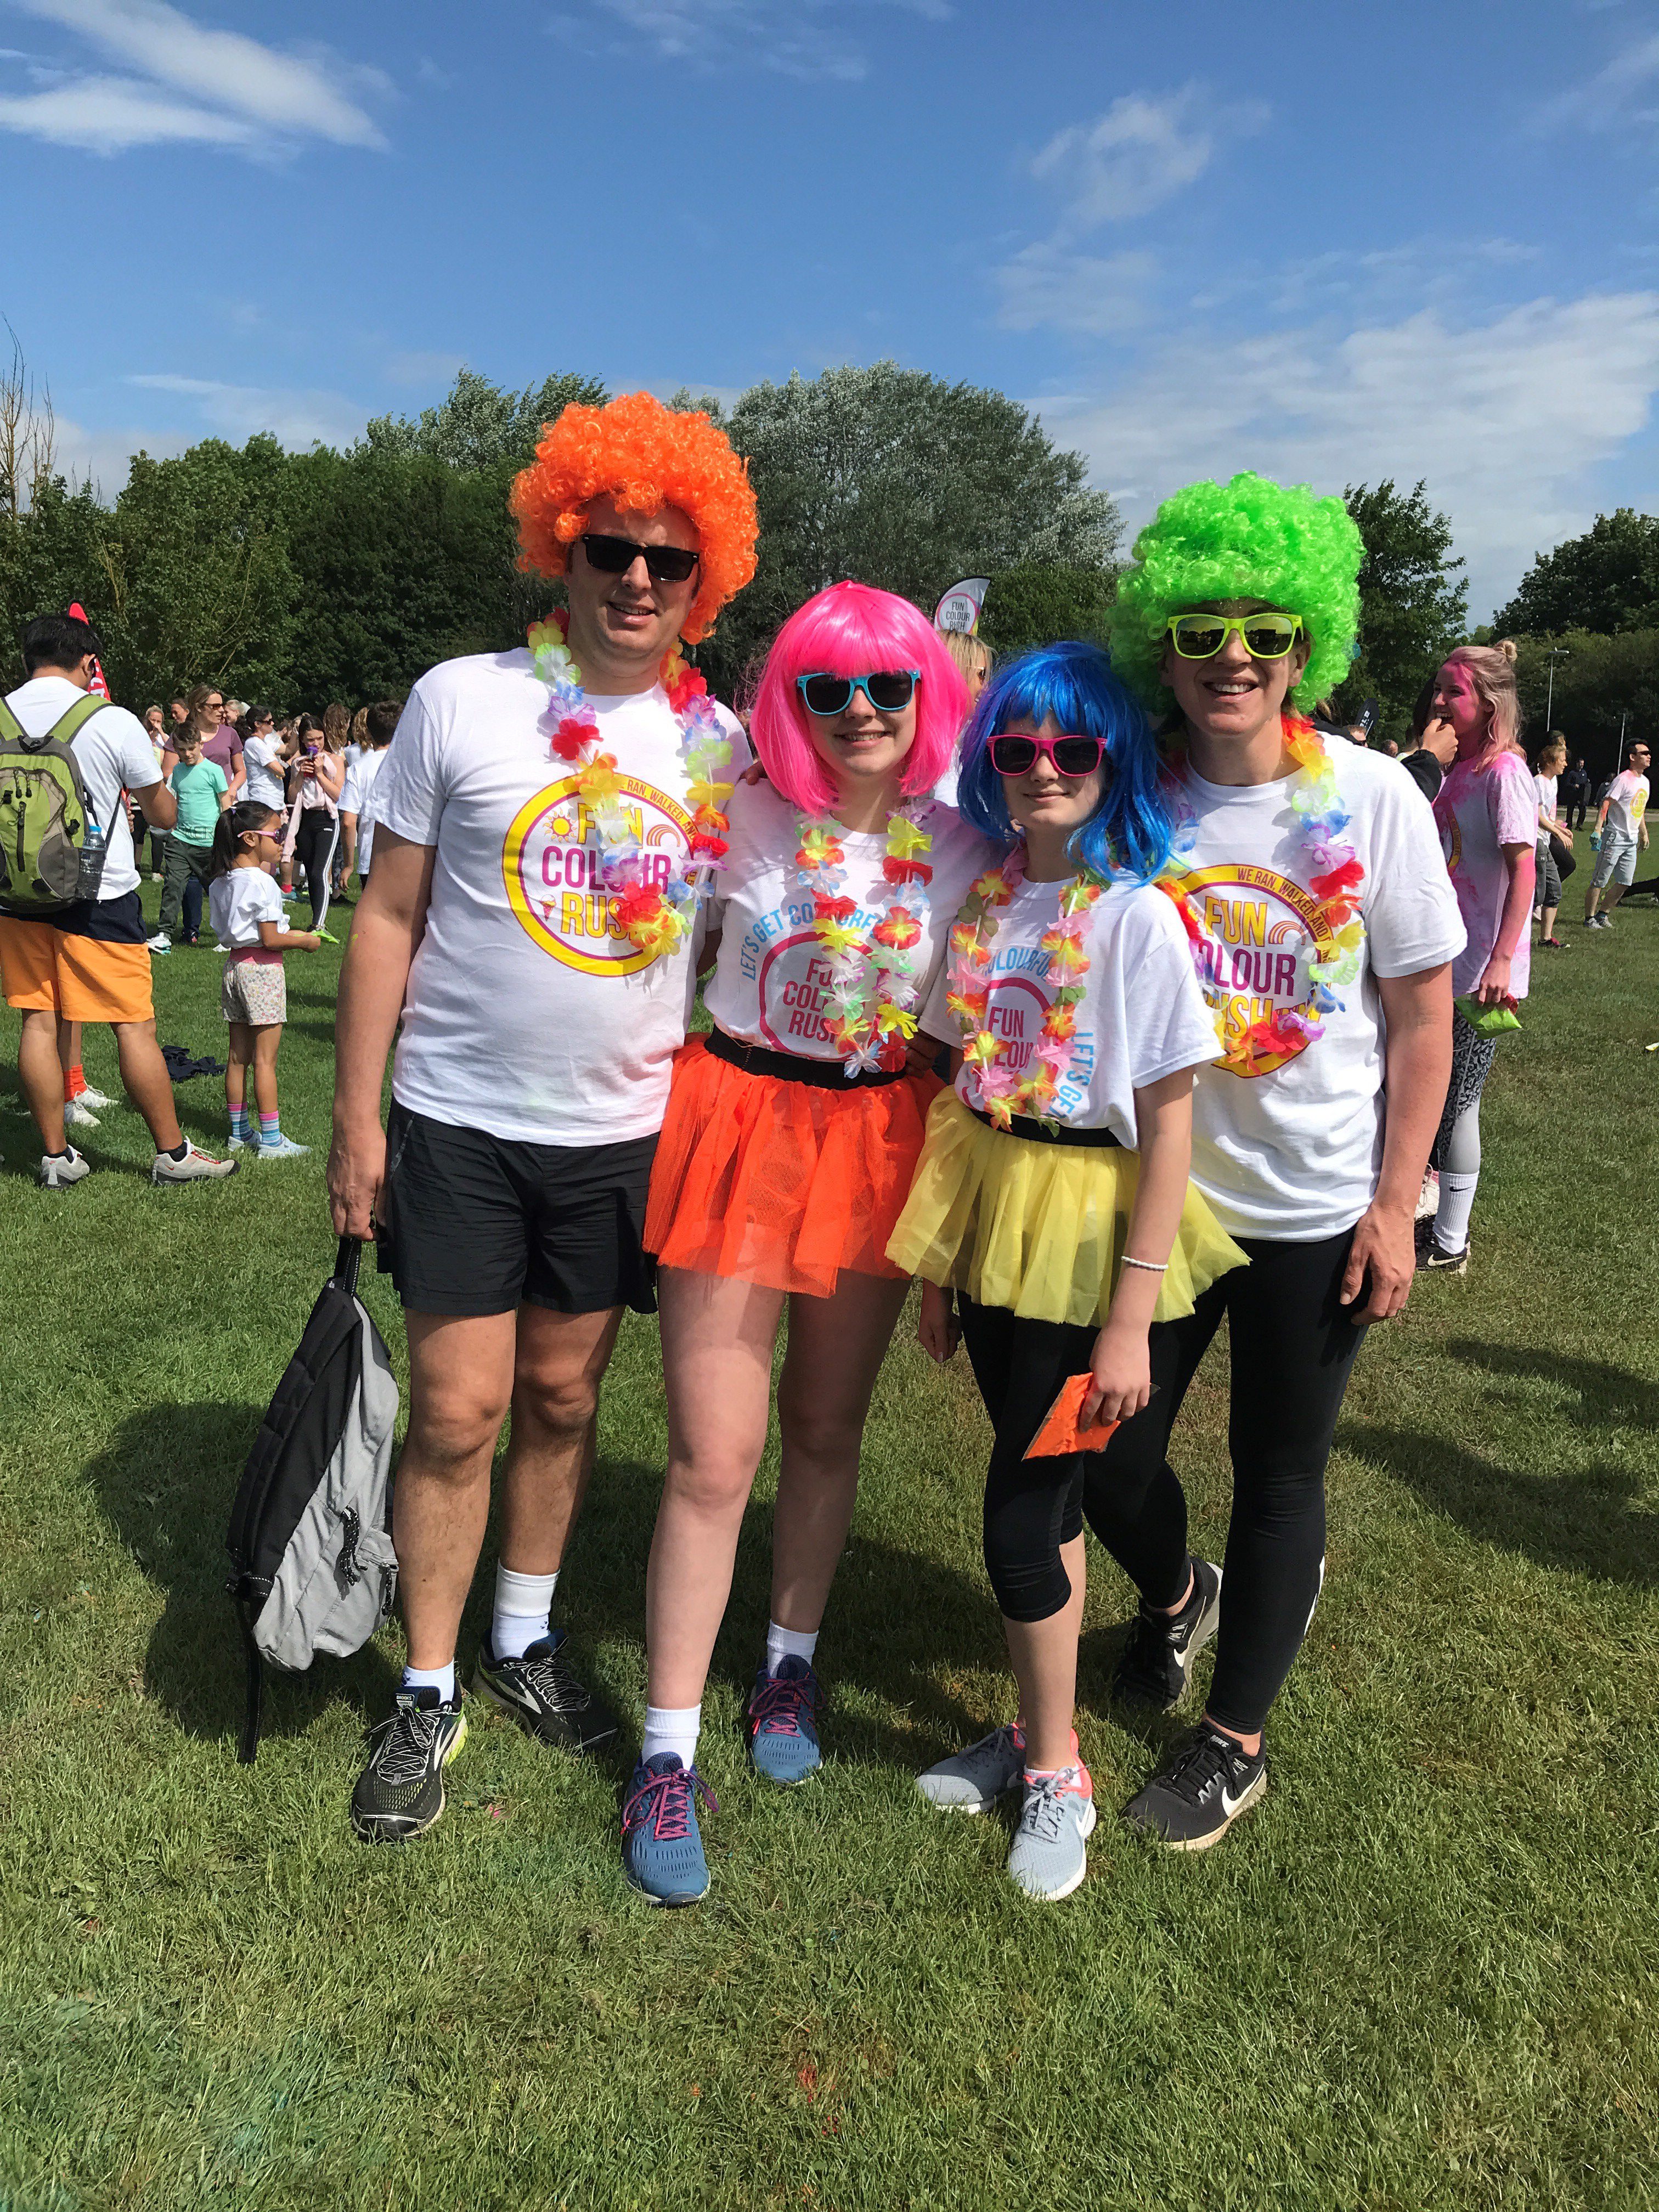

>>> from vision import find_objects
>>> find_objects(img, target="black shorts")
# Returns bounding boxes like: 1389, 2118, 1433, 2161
376, 1102, 659, 1318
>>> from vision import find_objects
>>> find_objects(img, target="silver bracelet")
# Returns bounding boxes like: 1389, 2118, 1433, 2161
1120, 1256, 1168, 1273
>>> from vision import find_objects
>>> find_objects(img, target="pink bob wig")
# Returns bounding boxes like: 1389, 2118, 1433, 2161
750, 581, 970, 815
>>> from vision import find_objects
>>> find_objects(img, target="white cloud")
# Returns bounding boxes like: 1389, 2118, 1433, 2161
1030, 86, 1268, 237
127, 373, 367, 450
1541, 30, 1659, 131
996, 245, 1156, 336
0, 70, 250, 145
0, 0, 386, 154
1037, 291, 1659, 618
550, 0, 949, 81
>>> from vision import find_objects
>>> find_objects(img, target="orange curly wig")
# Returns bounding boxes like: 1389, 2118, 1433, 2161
510, 391, 759, 645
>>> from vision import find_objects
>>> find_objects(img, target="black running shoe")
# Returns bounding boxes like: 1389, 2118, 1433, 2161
1122, 1723, 1267, 1851
1111, 1556, 1222, 1711
472, 1631, 619, 1754
350, 1686, 467, 1843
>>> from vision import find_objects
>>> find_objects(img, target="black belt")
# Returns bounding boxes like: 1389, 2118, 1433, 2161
969, 1103, 1120, 1149
704, 1025, 909, 1090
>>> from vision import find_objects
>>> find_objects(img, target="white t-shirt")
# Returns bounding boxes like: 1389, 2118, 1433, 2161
923, 874, 1221, 1146
210, 865, 289, 950
1533, 771, 1558, 830
1166, 741, 1465, 1241
1433, 752, 1536, 1002
241, 735, 288, 809
340, 747, 388, 873
2, 675, 159, 903
1602, 770, 1650, 844
371, 647, 747, 1146
703, 780, 995, 1059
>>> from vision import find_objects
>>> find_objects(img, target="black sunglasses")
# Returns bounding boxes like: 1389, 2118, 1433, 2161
579, 532, 701, 585
797, 670, 919, 717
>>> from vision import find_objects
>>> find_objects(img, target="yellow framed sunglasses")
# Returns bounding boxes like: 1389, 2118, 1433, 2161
1165, 612, 1304, 661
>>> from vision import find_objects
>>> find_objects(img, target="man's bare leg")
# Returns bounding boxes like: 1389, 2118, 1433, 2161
394, 1310, 519, 1669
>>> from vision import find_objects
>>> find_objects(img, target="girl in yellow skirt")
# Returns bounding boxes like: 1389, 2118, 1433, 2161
888, 639, 1246, 1901
623, 582, 997, 1905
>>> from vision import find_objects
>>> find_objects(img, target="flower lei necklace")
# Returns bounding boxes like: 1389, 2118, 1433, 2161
945, 847, 1106, 1128
526, 607, 735, 960
792, 800, 936, 1074
1159, 714, 1365, 1076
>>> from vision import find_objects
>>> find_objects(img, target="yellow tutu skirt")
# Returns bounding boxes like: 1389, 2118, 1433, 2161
885, 1090, 1248, 1326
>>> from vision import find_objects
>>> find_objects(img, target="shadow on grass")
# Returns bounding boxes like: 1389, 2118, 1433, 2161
84, 1400, 402, 1750
1347, 1338, 1658, 1587
84, 1412, 999, 1765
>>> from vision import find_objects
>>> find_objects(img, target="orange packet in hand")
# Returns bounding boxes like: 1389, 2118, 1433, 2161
1023, 1372, 1120, 1459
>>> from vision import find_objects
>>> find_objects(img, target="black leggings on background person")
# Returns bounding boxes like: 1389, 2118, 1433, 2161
293, 810, 340, 934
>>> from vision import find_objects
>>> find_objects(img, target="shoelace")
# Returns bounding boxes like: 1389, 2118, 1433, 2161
511, 1640, 584, 1712
370, 1700, 447, 1786
1161, 1729, 1238, 1806
625, 1764, 717, 1843
750, 1672, 817, 1737
1019, 1768, 1086, 1843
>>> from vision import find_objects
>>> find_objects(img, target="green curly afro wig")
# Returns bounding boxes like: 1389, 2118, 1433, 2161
1110, 472, 1363, 716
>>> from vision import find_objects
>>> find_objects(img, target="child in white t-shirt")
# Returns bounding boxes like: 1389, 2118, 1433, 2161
890, 640, 1246, 1904
207, 802, 321, 1159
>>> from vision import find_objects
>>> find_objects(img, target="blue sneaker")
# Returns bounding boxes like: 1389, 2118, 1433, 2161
746, 1655, 822, 1786
622, 1754, 715, 1906
256, 1133, 311, 1160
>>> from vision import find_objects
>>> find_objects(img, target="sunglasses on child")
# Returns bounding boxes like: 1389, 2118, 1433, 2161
797, 670, 919, 717
989, 732, 1105, 777
1165, 612, 1304, 661
579, 532, 701, 584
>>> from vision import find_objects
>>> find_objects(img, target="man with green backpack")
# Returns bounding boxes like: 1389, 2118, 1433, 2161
0, 611, 237, 1188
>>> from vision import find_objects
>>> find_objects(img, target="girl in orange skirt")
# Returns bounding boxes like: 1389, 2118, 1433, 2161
622, 582, 995, 1904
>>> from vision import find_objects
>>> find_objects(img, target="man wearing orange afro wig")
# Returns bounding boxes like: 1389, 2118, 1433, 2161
330, 391, 757, 1843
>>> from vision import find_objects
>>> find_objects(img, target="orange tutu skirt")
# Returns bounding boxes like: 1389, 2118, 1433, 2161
645, 1035, 943, 1296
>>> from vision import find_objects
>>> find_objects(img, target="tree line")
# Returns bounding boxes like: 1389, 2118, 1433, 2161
6, 335, 1642, 761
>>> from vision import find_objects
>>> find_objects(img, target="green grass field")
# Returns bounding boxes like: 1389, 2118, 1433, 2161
2, 882, 1656, 2211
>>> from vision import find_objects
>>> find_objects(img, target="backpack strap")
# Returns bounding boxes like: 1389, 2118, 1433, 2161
0, 690, 108, 753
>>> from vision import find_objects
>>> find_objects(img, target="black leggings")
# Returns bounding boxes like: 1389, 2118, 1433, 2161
292, 810, 338, 933
961, 1231, 1367, 1737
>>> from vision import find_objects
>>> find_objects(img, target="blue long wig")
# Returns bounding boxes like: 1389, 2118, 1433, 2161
955, 639, 1175, 883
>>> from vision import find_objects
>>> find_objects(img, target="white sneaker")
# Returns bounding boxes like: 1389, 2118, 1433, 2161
1414, 1170, 1439, 1223
63, 1097, 101, 1131
76, 1085, 117, 1109
152, 1142, 238, 1183
145, 932, 172, 954
255, 1133, 311, 1160
1006, 1765, 1097, 1901
38, 1145, 92, 1189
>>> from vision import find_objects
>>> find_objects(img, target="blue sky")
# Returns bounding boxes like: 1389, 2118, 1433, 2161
3, 0, 1658, 618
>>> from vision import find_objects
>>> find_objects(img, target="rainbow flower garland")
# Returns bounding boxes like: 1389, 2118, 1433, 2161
792, 802, 936, 1074
527, 608, 735, 960
945, 849, 1106, 1128
1159, 714, 1365, 1076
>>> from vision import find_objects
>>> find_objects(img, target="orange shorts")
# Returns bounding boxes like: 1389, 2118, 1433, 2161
0, 916, 154, 1023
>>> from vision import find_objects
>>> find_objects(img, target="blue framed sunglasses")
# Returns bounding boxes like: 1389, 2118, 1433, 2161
797, 669, 919, 716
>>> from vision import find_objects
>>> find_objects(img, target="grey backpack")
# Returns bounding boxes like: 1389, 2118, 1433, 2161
225, 1240, 399, 1763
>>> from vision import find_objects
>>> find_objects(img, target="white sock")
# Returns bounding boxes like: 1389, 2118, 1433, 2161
1434, 1170, 1479, 1253
765, 1620, 819, 1676
402, 1660, 455, 1703
641, 1703, 701, 1769
492, 1564, 557, 1659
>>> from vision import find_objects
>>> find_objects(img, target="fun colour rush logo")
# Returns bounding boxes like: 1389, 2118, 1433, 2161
1171, 862, 1336, 1078
502, 774, 693, 976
